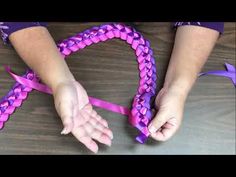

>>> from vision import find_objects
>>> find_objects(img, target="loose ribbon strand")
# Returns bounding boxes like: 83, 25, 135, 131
198, 62, 236, 86
5, 66, 130, 116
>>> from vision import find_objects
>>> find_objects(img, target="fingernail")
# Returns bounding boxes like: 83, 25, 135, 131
111, 133, 114, 139
61, 127, 69, 135
108, 141, 112, 147
149, 125, 157, 134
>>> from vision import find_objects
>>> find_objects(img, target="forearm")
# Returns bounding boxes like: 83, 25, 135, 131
164, 26, 219, 97
9, 26, 75, 92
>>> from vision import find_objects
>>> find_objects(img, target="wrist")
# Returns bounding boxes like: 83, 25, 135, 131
163, 75, 196, 99
50, 72, 76, 94
35, 55, 76, 93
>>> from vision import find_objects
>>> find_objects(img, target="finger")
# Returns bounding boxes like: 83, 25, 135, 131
81, 111, 112, 139
151, 108, 157, 115
72, 127, 99, 153
61, 117, 74, 135
91, 129, 112, 146
155, 88, 166, 108
90, 110, 98, 118
163, 122, 174, 129
97, 115, 109, 128
151, 130, 165, 141
57, 101, 75, 135
168, 117, 178, 126
81, 104, 109, 130
79, 136, 99, 153
82, 108, 108, 128
83, 104, 108, 127
151, 127, 175, 141
83, 103, 93, 113
151, 120, 178, 141
78, 110, 92, 126
148, 110, 168, 134
91, 112, 108, 128
89, 111, 108, 128
83, 122, 112, 146
89, 118, 113, 139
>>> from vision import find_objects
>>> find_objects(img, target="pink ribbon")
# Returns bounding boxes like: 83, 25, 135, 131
5, 66, 130, 116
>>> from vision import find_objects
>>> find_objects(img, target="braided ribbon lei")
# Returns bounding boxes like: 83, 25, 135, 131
0, 23, 157, 144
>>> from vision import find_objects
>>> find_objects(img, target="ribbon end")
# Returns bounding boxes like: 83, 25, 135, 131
225, 63, 236, 73
136, 133, 148, 144
3, 65, 11, 72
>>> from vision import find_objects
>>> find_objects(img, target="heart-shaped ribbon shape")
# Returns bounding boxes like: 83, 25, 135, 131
0, 23, 157, 144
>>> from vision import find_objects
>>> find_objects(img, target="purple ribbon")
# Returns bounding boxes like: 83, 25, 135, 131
199, 63, 236, 87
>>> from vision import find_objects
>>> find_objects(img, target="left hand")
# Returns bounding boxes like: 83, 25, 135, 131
53, 80, 113, 153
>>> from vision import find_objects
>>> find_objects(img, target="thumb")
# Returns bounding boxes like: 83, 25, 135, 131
148, 110, 167, 134
56, 101, 75, 135
155, 88, 166, 109
61, 116, 74, 135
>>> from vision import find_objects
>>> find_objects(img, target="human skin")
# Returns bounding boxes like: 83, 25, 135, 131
148, 26, 219, 141
9, 26, 113, 153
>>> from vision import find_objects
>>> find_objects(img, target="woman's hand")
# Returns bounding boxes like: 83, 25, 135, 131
148, 25, 219, 141
148, 85, 186, 141
53, 80, 113, 153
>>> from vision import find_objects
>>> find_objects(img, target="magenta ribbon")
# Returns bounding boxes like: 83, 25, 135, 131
5, 66, 130, 116
199, 63, 236, 87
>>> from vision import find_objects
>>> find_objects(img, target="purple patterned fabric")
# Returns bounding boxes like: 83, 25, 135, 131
0, 22, 224, 44
174, 22, 224, 33
0, 22, 47, 44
